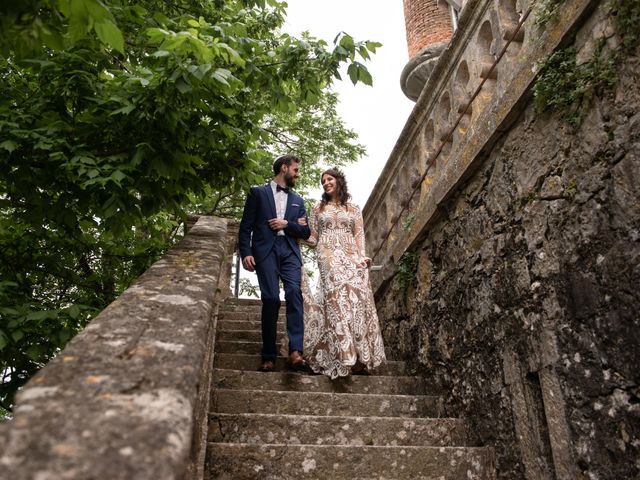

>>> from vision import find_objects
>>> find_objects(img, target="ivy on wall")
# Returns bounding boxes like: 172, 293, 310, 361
396, 251, 419, 293
534, 0, 639, 124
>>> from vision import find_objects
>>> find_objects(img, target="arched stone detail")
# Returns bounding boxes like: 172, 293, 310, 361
477, 20, 498, 81
454, 60, 473, 133
437, 91, 454, 156
498, 0, 525, 52
410, 143, 424, 189
379, 200, 389, 240
424, 118, 435, 152
367, 217, 381, 253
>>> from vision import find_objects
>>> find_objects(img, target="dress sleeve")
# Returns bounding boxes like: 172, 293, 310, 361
352, 204, 367, 259
301, 203, 320, 247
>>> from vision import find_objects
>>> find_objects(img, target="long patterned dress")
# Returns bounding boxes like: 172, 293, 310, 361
303, 202, 386, 379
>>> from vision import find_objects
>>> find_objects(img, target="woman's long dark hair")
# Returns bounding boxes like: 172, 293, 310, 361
320, 168, 351, 210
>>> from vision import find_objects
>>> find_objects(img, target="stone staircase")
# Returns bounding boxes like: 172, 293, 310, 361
206, 298, 496, 479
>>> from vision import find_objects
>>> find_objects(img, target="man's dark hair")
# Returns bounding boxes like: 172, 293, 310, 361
272, 154, 301, 175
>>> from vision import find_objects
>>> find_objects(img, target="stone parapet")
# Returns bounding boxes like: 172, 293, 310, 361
0, 216, 230, 480
365, 0, 598, 294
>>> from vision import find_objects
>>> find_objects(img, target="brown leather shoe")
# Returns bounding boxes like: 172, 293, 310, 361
257, 360, 275, 372
287, 351, 308, 371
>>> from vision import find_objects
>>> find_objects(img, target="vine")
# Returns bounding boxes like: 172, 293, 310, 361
534, 0, 640, 124
396, 251, 419, 293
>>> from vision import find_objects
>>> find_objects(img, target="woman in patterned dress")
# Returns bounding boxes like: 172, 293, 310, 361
299, 168, 386, 378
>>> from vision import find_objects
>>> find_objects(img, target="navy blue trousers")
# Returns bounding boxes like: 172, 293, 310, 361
254, 237, 304, 362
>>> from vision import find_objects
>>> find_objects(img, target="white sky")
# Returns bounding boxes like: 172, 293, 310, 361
283, 0, 414, 207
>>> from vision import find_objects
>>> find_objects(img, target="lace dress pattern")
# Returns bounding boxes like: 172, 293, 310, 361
303, 202, 386, 379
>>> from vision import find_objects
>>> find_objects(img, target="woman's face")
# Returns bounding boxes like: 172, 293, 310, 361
321, 174, 338, 197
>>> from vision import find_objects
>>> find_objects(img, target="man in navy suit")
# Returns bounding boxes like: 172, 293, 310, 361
238, 155, 311, 372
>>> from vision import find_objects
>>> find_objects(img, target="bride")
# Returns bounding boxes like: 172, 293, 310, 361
299, 168, 386, 378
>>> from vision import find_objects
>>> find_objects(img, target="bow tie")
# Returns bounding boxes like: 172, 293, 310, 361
276, 185, 289, 194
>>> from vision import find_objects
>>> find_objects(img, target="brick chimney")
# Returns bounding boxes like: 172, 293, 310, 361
401, 0, 455, 101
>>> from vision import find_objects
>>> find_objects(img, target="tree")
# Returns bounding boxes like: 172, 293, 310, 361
0, 0, 380, 412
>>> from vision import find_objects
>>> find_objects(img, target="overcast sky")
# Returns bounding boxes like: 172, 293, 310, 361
283, 0, 414, 207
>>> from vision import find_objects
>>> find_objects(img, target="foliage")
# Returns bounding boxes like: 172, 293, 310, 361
402, 212, 416, 231
238, 278, 260, 298
534, 0, 640, 124
396, 251, 418, 293
0, 404, 10, 421
533, 44, 616, 124
534, 0, 565, 27
0, 0, 380, 410
189, 90, 366, 218
611, 0, 640, 55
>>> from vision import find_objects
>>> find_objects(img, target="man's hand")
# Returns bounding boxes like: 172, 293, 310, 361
268, 218, 288, 231
242, 256, 256, 272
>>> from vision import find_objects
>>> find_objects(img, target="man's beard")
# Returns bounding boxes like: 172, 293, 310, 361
284, 173, 296, 188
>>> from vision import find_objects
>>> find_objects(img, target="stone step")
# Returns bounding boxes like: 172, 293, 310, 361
223, 298, 263, 306
212, 369, 426, 395
207, 444, 495, 479
217, 311, 284, 321
213, 353, 407, 376
217, 329, 281, 343
217, 319, 285, 331
208, 413, 468, 447
216, 340, 262, 354
211, 389, 442, 418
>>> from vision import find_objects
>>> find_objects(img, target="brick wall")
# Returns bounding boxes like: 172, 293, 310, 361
403, 0, 453, 58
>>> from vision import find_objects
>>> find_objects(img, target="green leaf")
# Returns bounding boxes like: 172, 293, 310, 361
358, 66, 373, 86
366, 41, 382, 53
0, 140, 17, 152
110, 170, 127, 186
94, 21, 125, 53
175, 78, 192, 94
111, 103, 136, 115
26, 310, 58, 322
347, 63, 359, 85
151, 49, 171, 57
11, 330, 24, 342
0, 331, 9, 350
26, 345, 47, 362
83, 0, 114, 22
68, 304, 81, 319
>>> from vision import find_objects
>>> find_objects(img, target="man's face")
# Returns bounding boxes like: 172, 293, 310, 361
283, 162, 300, 188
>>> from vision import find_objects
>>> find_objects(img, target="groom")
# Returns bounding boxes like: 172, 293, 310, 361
238, 154, 311, 372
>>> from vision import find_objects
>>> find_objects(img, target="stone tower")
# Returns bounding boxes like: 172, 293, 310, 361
401, 0, 458, 100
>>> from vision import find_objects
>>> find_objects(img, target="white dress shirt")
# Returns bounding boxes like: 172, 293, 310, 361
270, 180, 287, 236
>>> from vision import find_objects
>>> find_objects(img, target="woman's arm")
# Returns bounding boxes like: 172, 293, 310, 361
299, 204, 319, 247
353, 204, 371, 268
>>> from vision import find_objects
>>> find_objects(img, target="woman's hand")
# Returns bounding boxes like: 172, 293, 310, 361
358, 257, 372, 269
297, 216, 308, 226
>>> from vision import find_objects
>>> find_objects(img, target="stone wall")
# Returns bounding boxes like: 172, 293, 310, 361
367, 0, 639, 478
0, 216, 231, 480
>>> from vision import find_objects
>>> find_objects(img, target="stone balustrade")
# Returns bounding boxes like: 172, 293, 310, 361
363, 0, 595, 294
0, 216, 232, 480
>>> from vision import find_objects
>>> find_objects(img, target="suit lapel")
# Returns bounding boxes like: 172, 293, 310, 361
264, 183, 277, 219
284, 192, 295, 219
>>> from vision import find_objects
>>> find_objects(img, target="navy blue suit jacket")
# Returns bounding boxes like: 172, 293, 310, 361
238, 184, 311, 264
